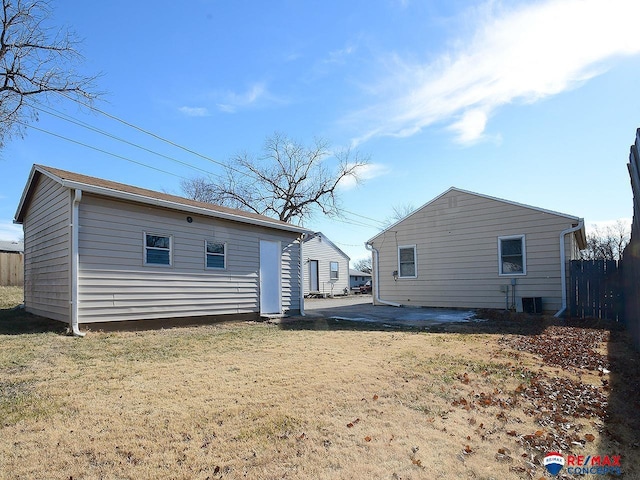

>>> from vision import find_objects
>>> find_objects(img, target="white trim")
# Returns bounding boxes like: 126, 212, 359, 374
302, 232, 350, 261
204, 240, 226, 270
498, 235, 527, 276
329, 261, 339, 280
15, 165, 310, 235
143, 232, 173, 267
554, 219, 585, 317
369, 187, 581, 244
69, 189, 85, 337
397, 245, 417, 279
365, 242, 401, 307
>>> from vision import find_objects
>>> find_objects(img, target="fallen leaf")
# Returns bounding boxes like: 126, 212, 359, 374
464, 445, 472, 454
585, 433, 595, 442
364, 436, 371, 442
373, 394, 379, 401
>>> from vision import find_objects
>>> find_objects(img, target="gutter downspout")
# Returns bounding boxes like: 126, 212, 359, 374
70, 189, 85, 337
299, 233, 306, 316
365, 242, 401, 307
554, 219, 584, 318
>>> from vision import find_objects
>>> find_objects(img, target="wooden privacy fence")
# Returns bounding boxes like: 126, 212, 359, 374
624, 127, 640, 348
569, 260, 624, 321
0, 252, 24, 287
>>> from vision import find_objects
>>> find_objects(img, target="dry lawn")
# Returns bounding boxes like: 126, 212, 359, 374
1, 287, 639, 479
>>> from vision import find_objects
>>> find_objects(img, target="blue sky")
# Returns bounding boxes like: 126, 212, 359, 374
1, 0, 639, 263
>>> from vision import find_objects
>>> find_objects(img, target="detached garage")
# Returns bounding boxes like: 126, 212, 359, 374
14, 165, 310, 335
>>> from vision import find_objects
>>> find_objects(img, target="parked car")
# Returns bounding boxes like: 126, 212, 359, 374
360, 280, 372, 294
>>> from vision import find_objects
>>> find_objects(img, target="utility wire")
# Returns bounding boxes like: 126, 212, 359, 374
55, 92, 251, 180
17, 120, 190, 181
51, 93, 387, 229
28, 101, 224, 180
55, 93, 389, 227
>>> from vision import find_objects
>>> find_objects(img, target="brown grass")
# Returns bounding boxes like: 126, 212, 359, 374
0, 286, 22, 309
1, 289, 638, 479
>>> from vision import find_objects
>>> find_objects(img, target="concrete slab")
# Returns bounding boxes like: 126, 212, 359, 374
303, 295, 477, 328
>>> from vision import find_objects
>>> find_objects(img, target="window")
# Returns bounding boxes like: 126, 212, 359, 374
498, 235, 526, 275
398, 245, 417, 278
330, 261, 339, 280
144, 233, 171, 266
205, 241, 226, 269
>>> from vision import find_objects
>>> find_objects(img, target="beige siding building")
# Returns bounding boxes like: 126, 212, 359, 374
366, 188, 586, 314
14, 165, 310, 333
302, 232, 350, 297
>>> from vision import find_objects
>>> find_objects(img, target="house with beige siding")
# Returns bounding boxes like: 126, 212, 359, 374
14, 165, 310, 335
302, 232, 350, 297
366, 188, 586, 315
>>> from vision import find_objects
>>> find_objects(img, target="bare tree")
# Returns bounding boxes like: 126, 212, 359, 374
0, 0, 98, 148
580, 220, 630, 261
352, 257, 372, 274
181, 132, 369, 224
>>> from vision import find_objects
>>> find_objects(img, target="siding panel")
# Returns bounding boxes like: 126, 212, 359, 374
22, 176, 71, 322
370, 190, 582, 312
77, 194, 301, 323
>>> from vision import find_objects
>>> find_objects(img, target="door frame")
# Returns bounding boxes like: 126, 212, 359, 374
309, 259, 319, 292
259, 240, 282, 315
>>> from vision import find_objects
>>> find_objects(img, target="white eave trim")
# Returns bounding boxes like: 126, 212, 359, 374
368, 186, 582, 244
15, 166, 310, 234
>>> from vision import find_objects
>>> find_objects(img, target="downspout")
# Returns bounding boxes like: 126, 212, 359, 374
554, 219, 584, 318
365, 242, 401, 307
70, 189, 85, 337
299, 233, 306, 316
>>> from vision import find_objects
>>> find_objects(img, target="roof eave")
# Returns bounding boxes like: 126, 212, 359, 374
64, 179, 311, 234
15, 165, 310, 234
13, 165, 45, 224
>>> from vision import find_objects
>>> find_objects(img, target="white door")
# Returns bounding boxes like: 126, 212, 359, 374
309, 260, 319, 292
259, 240, 281, 315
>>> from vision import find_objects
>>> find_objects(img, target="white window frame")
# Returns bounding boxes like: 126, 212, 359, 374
329, 261, 339, 280
205, 240, 226, 270
143, 232, 172, 267
397, 245, 417, 279
498, 235, 527, 276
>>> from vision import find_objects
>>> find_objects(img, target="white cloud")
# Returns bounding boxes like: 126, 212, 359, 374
216, 83, 282, 113
0, 220, 22, 241
178, 106, 210, 117
338, 162, 391, 190
349, 0, 640, 145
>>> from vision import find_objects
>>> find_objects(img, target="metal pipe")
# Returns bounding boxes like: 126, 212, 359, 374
365, 242, 401, 307
70, 189, 85, 337
554, 219, 585, 317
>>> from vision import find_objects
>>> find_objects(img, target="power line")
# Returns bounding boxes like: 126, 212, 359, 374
28, 101, 223, 180
16, 120, 190, 181
49, 92, 388, 230
55, 92, 251, 180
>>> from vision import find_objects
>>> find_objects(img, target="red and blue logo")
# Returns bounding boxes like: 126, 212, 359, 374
544, 452, 565, 475
544, 452, 622, 476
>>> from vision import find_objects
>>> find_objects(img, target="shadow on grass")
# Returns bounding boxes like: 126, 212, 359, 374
0, 308, 67, 335
605, 326, 640, 475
